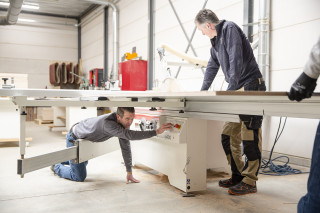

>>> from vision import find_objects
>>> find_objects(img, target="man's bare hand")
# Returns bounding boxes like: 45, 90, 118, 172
156, 123, 173, 135
127, 173, 140, 184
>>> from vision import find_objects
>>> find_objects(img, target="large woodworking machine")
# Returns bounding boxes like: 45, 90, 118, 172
1, 88, 320, 193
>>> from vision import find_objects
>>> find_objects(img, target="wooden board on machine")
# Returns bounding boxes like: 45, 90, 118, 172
160, 43, 208, 67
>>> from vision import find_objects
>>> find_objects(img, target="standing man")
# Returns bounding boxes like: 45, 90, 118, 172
288, 36, 320, 213
195, 9, 266, 195
52, 107, 172, 183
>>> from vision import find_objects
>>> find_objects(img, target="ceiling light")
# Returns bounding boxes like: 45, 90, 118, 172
0, 2, 9, 7
22, 4, 39, 10
0, 2, 39, 10
18, 18, 36, 23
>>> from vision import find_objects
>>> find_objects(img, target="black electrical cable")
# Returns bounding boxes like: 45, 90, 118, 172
260, 117, 308, 176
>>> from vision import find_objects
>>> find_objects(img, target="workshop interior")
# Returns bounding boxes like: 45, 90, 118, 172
0, 0, 320, 212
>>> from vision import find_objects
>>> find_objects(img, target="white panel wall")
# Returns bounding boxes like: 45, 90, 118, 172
0, 73, 28, 88
0, 12, 78, 88
81, 11, 104, 77
263, 117, 318, 159
80, 1, 149, 80
262, 0, 320, 158
270, 0, 320, 91
118, 0, 149, 62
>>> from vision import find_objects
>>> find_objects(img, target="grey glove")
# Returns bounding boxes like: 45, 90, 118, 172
288, 72, 317, 102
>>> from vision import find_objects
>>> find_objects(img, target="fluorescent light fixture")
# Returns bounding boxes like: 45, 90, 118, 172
18, 18, 36, 23
0, 2, 9, 7
22, 4, 39, 10
0, 2, 39, 10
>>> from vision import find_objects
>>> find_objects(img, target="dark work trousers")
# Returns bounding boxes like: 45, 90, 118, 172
298, 121, 320, 213
221, 78, 266, 186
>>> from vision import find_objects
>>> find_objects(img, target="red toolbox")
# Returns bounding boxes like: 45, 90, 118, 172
89, 68, 104, 87
118, 60, 147, 91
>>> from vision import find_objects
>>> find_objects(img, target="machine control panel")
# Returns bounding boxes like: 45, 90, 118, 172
132, 114, 187, 144
157, 116, 187, 144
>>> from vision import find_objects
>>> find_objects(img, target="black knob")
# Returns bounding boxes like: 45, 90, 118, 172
2, 78, 8, 83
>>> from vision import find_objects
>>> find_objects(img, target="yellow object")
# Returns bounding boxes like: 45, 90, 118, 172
125, 52, 138, 60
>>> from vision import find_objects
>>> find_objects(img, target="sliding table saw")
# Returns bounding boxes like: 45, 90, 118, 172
1, 88, 319, 193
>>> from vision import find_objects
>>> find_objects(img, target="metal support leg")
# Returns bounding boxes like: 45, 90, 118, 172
148, 0, 155, 90
19, 106, 27, 178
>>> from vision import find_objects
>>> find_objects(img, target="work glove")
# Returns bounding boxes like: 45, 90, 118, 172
288, 72, 317, 102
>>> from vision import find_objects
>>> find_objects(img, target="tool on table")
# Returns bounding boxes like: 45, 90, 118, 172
70, 72, 89, 90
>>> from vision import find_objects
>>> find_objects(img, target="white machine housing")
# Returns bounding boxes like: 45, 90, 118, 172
132, 114, 207, 193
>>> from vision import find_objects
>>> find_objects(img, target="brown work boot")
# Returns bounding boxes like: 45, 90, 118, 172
219, 178, 240, 188
228, 181, 257, 195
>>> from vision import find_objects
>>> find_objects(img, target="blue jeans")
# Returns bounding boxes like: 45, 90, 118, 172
298, 121, 320, 213
53, 132, 88, 181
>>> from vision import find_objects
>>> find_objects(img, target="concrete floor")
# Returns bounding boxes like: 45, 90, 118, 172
0, 122, 309, 213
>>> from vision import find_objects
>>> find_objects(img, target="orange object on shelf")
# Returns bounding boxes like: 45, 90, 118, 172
125, 52, 138, 60
174, 124, 181, 129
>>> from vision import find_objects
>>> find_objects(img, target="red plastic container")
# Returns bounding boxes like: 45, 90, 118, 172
118, 60, 147, 91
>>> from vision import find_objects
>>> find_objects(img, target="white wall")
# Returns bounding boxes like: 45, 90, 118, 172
270, 0, 320, 92
0, 12, 78, 89
80, 1, 150, 81
263, 117, 318, 159
262, 0, 320, 158
0, 73, 28, 88
81, 10, 105, 78
118, 0, 149, 61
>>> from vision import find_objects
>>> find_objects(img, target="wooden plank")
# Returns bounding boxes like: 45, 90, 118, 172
48, 125, 65, 128
161, 43, 208, 67
48, 125, 66, 132
34, 119, 53, 125
214, 91, 287, 96
0, 137, 32, 143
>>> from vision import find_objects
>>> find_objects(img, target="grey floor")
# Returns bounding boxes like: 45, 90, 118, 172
0, 122, 309, 213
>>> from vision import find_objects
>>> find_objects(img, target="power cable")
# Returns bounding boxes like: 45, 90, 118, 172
260, 117, 308, 176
